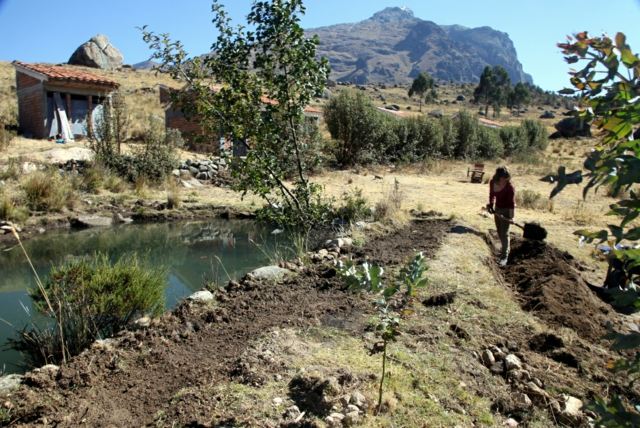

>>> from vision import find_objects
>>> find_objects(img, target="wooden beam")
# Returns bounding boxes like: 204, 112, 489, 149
87, 95, 93, 138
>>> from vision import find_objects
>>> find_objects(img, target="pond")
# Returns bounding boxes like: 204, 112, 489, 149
0, 219, 291, 374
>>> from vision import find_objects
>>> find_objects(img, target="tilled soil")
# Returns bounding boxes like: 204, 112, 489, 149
502, 238, 620, 343
2, 220, 450, 427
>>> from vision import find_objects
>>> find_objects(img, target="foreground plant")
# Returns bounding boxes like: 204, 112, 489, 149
557, 31, 640, 425
338, 252, 428, 413
142, 0, 330, 235
9, 253, 165, 368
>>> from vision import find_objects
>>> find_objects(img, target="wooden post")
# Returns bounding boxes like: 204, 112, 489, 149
87, 95, 93, 138
65, 93, 72, 134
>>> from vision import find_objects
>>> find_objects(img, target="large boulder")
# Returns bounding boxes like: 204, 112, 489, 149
68, 34, 123, 70
551, 116, 591, 139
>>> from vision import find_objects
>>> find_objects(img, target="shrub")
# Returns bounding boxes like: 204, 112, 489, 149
80, 164, 106, 193
324, 90, 385, 165
0, 158, 21, 181
337, 188, 371, 223
520, 119, 548, 151
439, 117, 458, 158
21, 170, 74, 212
477, 126, 504, 159
10, 253, 165, 367
453, 111, 479, 159
0, 192, 29, 222
499, 126, 525, 156
516, 189, 549, 211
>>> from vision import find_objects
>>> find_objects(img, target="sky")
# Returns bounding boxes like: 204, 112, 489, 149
0, 0, 638, 91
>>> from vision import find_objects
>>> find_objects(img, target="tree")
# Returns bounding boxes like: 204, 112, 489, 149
408, 72, 435, 112
507, 82, 531, 115
142, 0, 330, 234
473, 65, 511, 117
557, 31, 640, 425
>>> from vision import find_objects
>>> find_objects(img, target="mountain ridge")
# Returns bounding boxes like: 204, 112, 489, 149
306, 7, 533, 85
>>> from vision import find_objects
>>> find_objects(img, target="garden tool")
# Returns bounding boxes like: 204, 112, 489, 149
494, 211, 548, 241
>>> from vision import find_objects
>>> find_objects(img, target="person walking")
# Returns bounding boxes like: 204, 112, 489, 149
486, 166, 515, 267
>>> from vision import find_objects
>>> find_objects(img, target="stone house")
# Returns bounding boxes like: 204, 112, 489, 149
159, 85, 323, 155
13, 61, 119, 139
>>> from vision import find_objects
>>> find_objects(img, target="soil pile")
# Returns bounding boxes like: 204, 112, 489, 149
503, 239, 617, 342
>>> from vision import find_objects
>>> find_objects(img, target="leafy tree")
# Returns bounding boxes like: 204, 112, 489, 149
557, 31, 640, 425
507, 82, 531, 115
142, 0, 330, 233
473, 65, 511, 117
409, 72, 435, 112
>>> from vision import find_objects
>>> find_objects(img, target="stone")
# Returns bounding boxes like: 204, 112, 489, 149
456, 95, 466, 101
325, 238, 353, 249
188, 290, 215, 303
171, 169, 180, 177
272, 397, 284, 406
515, 393, 532, 409
343, 411, 360, 426
503, 418, 519, 427
68, 34, 124, 70
349, 391, 367, 408
318, 249, 329, 258
249, 266, 292, 281
481, 349, 495, 367
196, 172, 208, 180
284, 405, 301, 420
91, 338, 115, 352
523, 381, 551, 405
134, 316, 151, 328
559, 395, 585, 425
504, 354, 523, 371
70, 215, 113, 228
491, 346, 506, 361
21, 161, 38, 174
0, 374, 23, 394
346, 404, 360, 414
188, 166, 199, 176
326, 412, 345, 427
113, 213, 133, 224
179, 169, 192, 179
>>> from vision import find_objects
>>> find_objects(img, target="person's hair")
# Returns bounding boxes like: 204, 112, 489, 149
493, 166, 511, 182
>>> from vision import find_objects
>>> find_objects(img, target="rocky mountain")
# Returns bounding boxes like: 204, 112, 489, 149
306, 7, 533, 85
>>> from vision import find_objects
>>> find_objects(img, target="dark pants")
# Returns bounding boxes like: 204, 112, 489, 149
494, 208, 514, 258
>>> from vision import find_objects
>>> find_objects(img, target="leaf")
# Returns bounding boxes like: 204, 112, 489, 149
622, 48, 640, 68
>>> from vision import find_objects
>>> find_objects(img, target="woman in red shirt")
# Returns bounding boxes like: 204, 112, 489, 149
486, 166, 515, 266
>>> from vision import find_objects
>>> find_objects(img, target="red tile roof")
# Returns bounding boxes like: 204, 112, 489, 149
13, 61, 119, 88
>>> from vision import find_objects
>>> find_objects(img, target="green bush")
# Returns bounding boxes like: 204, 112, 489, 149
477, 126, 504, 159
454, 111, 480, 159
0, 192, 29, 222
337, 188, 372, 223
521, 119, 548, 151
10, 253, 165, 367
499, 126, 525, 156
439, 116, 458, 159
324, 90, 385, 165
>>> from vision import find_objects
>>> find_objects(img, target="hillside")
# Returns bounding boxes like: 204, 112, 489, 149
306, 7, 533, 85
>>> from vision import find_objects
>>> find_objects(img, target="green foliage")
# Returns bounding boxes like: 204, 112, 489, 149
408, 72, 435, 111
143, 0, 329, 233
10, 253, 165, 368
338, 252, 429, 413
473, 66, 511, 117
558, 31, 640, 425
507, 82, 531, 113
337, 188, 372, 224
324, 89, 382, 165
0, 191, 29, 222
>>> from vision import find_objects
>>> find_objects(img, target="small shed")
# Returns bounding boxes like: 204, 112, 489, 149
13, 61, 119, 139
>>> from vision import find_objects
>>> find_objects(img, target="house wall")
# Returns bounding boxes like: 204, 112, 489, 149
15, 71, 46, 138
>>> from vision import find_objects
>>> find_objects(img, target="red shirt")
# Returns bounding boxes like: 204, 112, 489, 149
489, 180, 515, 209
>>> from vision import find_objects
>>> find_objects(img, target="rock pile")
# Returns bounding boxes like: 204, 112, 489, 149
174, 157, 230, 186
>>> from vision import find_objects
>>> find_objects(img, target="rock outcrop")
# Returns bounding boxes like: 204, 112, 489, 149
307, 7, 532, 85
68, 34, 123, 70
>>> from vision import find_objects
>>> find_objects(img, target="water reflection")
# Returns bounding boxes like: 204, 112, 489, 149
0, 219, 289, 373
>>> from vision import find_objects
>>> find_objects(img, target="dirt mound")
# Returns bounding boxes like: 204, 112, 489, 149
503, 239, 617, 343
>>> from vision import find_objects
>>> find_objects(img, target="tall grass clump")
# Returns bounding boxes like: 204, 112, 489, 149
516, 189, 550, 211
0, 192, 28, 222
21, 170, 75, 212
336, 187, 372, 224
9, 253, 166, 368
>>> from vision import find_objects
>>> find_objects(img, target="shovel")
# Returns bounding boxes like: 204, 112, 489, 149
493, 212, 548, 241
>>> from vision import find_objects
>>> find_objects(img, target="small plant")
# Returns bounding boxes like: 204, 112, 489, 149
338, 252, 429, 414
0, 158, 21, 181
337, 188, 371, 224
166, 178, 181, 209
21, 170, 74, 212
516, 189, 549, 211
9, 253, 165, 368
0, 192, 29, 222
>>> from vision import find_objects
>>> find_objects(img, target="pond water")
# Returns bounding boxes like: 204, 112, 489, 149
0, 220, 290, 374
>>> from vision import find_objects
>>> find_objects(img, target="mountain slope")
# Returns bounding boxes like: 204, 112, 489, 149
306, 7, 533, 85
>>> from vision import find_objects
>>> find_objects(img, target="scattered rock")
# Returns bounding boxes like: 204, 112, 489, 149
325, 238, 353, 249
559, 395, 585, 425
491, 346, 506, 361
70, 215, 113, 228
272, 397, 284, 406
21, 161, 38, 174
188, 290, 215, 303
349, 391, 367, 409
113, 213, 133, 224
523, 381, 551, 406
284, 405, 301, 420
515, 392, 533, 409
134, 316, 151, 328
481, 349, 495, 367
0, 374, 23, 394
343, 410, 360, 426
248, 266, 292, 281
504, 354, 523, 371
503, 417, 519, 427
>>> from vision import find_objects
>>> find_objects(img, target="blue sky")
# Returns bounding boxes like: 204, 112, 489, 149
0, 0, 638, 91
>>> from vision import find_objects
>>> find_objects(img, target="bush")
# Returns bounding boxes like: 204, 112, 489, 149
477, 126, 504, 159
499, 126, 525, 156
324, 90, 385, 165
21, 170, 75, 212
0, 192, 28, 222
337, 188, 371, 223
520, 119, 548, 151
516, 189, 549, 211
454, 111, 479, 159
10, 253, 165, 368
